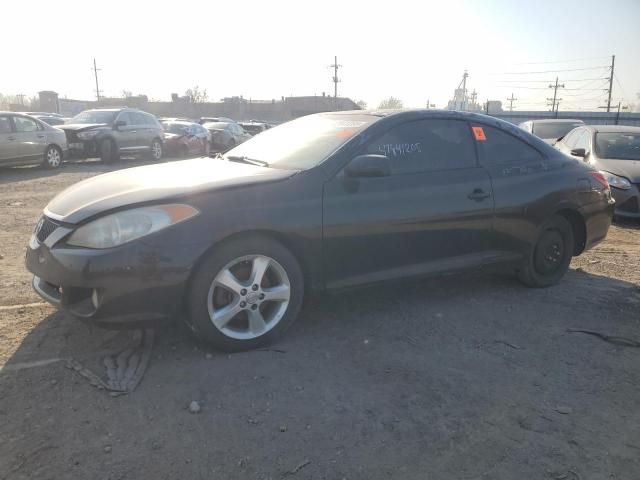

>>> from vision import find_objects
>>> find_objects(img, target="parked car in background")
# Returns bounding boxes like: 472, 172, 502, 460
26, 110, 614, 351
203, 121, 252, 151
555, 125, 640, 219
58, 108, 164, 162
22, 112, 65, 118
519, 119, 585, 144
30, 114, 68, 126
239, 121, 271, 136
161, 120, 210, 157
199, 116, 235, 125
0, 112, 67, 168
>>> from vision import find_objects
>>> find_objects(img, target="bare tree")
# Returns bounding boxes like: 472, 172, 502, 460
378, 96, 403, 109
356, 100, 368, 109
121, 89, 133, 98
185, 86, 209, 103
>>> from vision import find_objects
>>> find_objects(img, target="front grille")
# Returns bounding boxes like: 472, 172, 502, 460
35, 216, 59, 243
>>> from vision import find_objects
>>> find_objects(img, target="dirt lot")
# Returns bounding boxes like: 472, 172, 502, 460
1, 160, 639, 480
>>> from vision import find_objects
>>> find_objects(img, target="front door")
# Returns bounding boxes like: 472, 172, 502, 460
322, 118, 495, 288
0, 115, 18, 163
113, 112, 137, 151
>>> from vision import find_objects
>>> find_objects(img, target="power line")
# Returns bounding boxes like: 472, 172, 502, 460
493, 65, 609, 75
493, 77, 607, 83
505, 56, 611, 66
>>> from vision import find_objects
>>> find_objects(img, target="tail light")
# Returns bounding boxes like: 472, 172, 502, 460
588, 171, 610, 190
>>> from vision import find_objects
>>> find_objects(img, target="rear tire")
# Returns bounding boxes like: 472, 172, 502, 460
100, 139, 117, 163
186, 236, 304, 352
42, 145, 62, 169
518, 215, 574, 288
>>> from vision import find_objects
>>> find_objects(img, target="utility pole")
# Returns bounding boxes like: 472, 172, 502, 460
470, 89, 477, 108
426, 99, 430, 109
605, 54, 615, 113
460, 70, 468, 110
547, 76, 565, 113
506, 93, 517, 112
329, 56, 341, 99
92, 58, 102, 102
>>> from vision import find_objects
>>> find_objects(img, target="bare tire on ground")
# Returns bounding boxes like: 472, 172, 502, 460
100, 139, 117, 163
186, 235, 304, 352
42, 145, 62, 169
518, 215, 574, 288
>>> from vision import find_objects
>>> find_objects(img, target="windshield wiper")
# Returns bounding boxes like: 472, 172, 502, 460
225, 155, 269, 167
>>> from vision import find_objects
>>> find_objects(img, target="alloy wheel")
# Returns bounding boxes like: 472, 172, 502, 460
46, 147, 61, 168
207, 255, 291, 340
152, 141, 162, 160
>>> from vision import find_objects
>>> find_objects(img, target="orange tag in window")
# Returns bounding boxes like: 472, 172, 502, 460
336, 128, 355, 139
472, 126, 486, 141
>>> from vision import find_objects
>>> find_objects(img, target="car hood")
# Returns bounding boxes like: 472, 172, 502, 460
597, 159, 640, 183
45, 158, 297, 224
58, 123, 109, 132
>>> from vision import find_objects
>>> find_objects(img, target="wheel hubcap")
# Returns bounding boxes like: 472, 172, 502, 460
535, 230, 564, 275
207, 255, 291, 340
153, 142, 162, 159
47, 148, 60, 167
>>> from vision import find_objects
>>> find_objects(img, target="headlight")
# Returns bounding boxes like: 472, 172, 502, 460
77, 130, 100, 140
600, 171, 631, 190
67, 204, 199, 249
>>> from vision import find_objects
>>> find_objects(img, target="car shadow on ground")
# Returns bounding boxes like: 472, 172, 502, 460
1, 269, 639, 479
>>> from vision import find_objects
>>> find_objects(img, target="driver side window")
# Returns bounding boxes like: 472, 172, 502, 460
116, 112, 132, 126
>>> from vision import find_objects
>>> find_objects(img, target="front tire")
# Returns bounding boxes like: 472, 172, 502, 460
43, 145, 62, 169
518, 215, 574, 288
186, 236, 304, 352
148, 139, 163, 160
100, 139, 118, 163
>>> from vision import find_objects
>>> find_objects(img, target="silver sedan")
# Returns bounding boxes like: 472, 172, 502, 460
0, 112, 68, 168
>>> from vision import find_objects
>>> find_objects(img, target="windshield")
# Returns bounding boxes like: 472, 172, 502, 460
224, 114, 378, 170
595, 132, 640, 160
533, 122, 583, 139
70, 111, 117, 124
163, 123, 189, 135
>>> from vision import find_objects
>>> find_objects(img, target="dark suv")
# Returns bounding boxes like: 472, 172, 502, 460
59, 108, 164, 162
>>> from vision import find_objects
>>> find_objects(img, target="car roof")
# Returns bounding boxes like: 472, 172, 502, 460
582, 125, 640, 133
528, 119, 584, 124
162, 120, 195, 126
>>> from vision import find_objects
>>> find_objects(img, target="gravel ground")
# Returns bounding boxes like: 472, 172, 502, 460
1, 160, 639, 480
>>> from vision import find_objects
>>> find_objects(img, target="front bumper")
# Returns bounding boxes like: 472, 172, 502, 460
66, 140, 97, 159
611, 184, 640, 219
25, 223, 200, 326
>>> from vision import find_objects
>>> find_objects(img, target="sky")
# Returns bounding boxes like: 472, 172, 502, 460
2, 0, 639, 111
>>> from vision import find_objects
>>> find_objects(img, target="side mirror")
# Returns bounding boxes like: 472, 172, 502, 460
113, 120, 126, 130
344, 154, 391, 178
570, 148, 587, 158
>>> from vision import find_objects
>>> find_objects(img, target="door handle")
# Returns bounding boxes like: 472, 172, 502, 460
468, 189, 491, 201
37, 134, 45, 139
130, 130, 137, 133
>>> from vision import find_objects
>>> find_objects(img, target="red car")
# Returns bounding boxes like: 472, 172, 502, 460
161, 121, 210, 157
